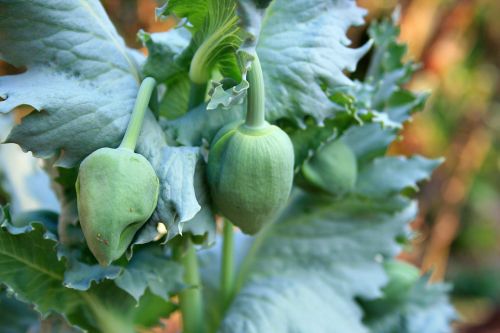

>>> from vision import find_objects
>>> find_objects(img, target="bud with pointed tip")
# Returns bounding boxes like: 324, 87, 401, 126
76, 77, 158, 265
76, 147, 159, 265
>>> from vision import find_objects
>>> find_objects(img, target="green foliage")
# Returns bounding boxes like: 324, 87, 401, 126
0, 208, 180, 332
0, 1, 455, 332
0, 288, 39, 333
361, 276, 456, 333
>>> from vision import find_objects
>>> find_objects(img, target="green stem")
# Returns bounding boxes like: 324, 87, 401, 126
188, 81, 208, 110
119, 77, 156, 151
245, 54, 266, 128
82, 294, 136, 333
221, 220, 235, 311
176, 238, 204, 333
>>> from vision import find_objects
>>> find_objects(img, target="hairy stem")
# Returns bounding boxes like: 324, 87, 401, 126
119, 77, 156, 151
221, 220, 235, 311
245, 54, 266, 128
176, 238, 205, 333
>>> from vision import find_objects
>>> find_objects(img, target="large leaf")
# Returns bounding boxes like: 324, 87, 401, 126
115, 246, 184, 301
0, 288, 39, 333
342, 18, 427, 164
355, 156, 443, 198
257, 0, 370, 125
0, 214, 177, 332
0, 0, 140, 167
208, 192, 417, 333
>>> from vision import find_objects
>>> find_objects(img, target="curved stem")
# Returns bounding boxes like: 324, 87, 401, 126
245, 54, 266, 128
176, 238, 205, 333
221, 220, 235, 311
119, 77, 156, 151
188, 81, 208, 110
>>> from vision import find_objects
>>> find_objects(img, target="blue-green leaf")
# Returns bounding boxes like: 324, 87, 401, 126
363, 277, 456, 333
355, 156, 443, 198
0, 288, 39, 333
257, 0, 371, 125
0, 0, 141, 167
115, 247, 183, 301
210, 193, 417, 333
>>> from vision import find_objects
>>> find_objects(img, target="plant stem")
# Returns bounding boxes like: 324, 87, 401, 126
221, 219, 235, 311
245, 54, 266, 128
188, 81, 208, 110
82, 294, 136, 333
119, 77, 156, 151
177, 238, 204, 333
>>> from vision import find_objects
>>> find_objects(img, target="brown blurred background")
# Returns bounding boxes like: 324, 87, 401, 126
2, 0, 499, 332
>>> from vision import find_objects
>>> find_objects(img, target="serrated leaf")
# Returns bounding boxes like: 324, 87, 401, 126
115, 247, 183, 301
158, 0, 244, 83
0, 216, 175, 332
157, 0, 207, 29
0, 289, 39, 333
0, 0, 141, 167
140, 28, 192, 83
363, 277, 456, 333
214, 192, 416, 333
341, 17, 429, 164
63, 261, 121, 291
207, 79, 249, 110
257, 0, 371, 125
356, 156, 443, 198
0, 220, 85, 322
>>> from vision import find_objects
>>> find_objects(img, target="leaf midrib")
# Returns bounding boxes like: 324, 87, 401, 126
0, 241, 63, 281
78, 0, 140, 82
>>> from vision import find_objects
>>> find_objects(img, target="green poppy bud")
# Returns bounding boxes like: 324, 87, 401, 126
76, 77, 158, 265
361, 260, 420, 316
76, 147, 159, 266
382, 260, 420, 302
207, 122, 294, 234
300, 139, 357, 196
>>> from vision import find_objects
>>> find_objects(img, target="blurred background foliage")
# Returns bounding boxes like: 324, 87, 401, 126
1, 0, 498, 332
358, 0, 500, 331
